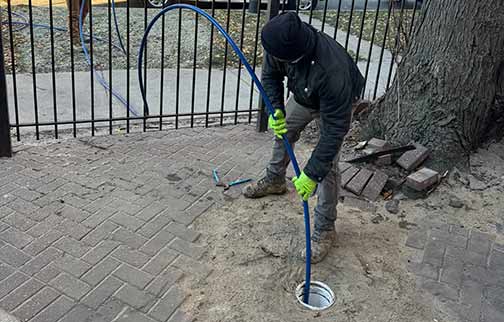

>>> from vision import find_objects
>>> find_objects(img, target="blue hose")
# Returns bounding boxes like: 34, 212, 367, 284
111, 0, 126, 54
79, 0, 139, 116
1, 7, 138, 116
137, 4, 312, 304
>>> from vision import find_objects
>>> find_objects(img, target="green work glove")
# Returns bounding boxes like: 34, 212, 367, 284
268, 109, 287, 139
292, 171, 317, 201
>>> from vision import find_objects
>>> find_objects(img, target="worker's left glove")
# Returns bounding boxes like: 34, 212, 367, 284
268, 109, 287, 139
292, 171, 317, 201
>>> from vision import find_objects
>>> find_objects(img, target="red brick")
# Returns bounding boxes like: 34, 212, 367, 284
396, 143, 429, 171
345, 168, 374, 195
361, 170, 389, 201
341, 166, 360, 187
406, 167, 439, 191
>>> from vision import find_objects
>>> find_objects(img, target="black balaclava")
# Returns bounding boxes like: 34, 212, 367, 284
261, 12, 316, 62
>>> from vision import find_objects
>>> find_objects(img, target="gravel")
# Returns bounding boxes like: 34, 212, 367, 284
3, 5, 212, 73
2, 5, 272, 74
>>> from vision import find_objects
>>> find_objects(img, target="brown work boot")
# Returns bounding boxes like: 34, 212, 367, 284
299, 230, 336, 264
243, 176, 287, 198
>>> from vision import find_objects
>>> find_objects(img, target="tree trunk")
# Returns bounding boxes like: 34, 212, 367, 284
364, 0, 504, 171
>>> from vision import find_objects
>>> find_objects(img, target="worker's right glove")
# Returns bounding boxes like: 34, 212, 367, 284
268, 109, 287, 139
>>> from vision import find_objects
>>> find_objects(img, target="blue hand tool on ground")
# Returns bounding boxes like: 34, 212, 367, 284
212, 169, 251, 191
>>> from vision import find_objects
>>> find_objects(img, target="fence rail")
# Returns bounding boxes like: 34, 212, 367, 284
0, 0, 420, 146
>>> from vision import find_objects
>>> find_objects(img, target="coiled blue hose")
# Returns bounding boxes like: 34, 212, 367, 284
137, 4, 312, 304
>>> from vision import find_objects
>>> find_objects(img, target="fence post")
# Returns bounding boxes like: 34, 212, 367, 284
0, 21, 13, 157
256, 0, 280, 132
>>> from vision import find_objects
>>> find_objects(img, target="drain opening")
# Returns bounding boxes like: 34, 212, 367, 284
296, 281, 335, 311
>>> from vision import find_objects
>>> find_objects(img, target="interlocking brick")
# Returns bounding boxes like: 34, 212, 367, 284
150, 286, 186, 322
0, 271, 29, 299
111, 213, 145, 231
146, 268, 184, 297
34, 263, 62, 283
169, 238, 205, 260
406, 168, 439, 191
460, 279, 483, 320
136, 202, 166, 222
0, 227, 34, 248
422, 241, 446, 267
408, 262, 439, 280
489, 250, 504, 270
463, 265, 502, 286
361, 170, 388, 201
405, 230, 428, 250
82, 221, 119, 246
21, 247, 62, 276
482, 296, 504, 322
164, 222, 200, 243
113, 264, 153, 289
468, 237, 491, 256
137, 214, 172, 238
26, 213, 61, 237
58, 304, 105, 322
450, 225, 469, 237
82, 276, 123, 309
440, 257, 463, 287
345, 168, 374, 195
96, 298, 126, 321
11, 187, 43, 202
0, 264, 14, 281
3, 212, 36, 231
416, 278, 459, 301
115, 284, 155, 311
6, 198, 40, 215
0, 278, 44, 311
55, 219, 91, 240
54, 254, 92, 278
177, 199, 213, 226
338, 162, 352, 173
111, 228, 148, 249
143, 249, 179, 276
82, 207, 117, 228
24, 229, 63, 256
54, 236, 91, 258
341, 166, 360, 187
27, 295, 75, 322
0, 245, 31, 267
82, 240, 120, 265
112, 245, 151, 268
82, 257, 121, 286
50, 273, 92, 300
396, 143, 429, 171
140, 229, 175, 256
116, 308, 157, 322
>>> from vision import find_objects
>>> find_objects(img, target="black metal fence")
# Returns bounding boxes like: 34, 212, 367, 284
0, 0, 421, 151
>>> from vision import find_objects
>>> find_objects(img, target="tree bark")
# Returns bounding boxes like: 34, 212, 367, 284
364, 0, 504, 170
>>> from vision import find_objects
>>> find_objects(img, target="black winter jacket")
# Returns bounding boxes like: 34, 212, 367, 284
262, 27, 365, 182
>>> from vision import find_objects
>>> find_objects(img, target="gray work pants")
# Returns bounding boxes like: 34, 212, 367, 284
266, 97, 341, 232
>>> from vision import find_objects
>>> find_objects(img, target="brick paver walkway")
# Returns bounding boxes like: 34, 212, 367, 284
405, 222, 504, 322
0, 125, 272, 322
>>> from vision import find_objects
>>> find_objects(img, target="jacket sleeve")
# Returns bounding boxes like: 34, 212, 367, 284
261, 53, 286, 113
303, 73, 353, 182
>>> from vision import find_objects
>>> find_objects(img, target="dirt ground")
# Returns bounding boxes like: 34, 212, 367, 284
179, 132, 504, 322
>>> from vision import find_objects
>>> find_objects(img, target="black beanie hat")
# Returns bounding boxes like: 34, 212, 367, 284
261, 12, 316, 62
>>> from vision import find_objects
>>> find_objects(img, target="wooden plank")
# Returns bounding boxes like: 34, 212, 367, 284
345, 168, 374, 195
